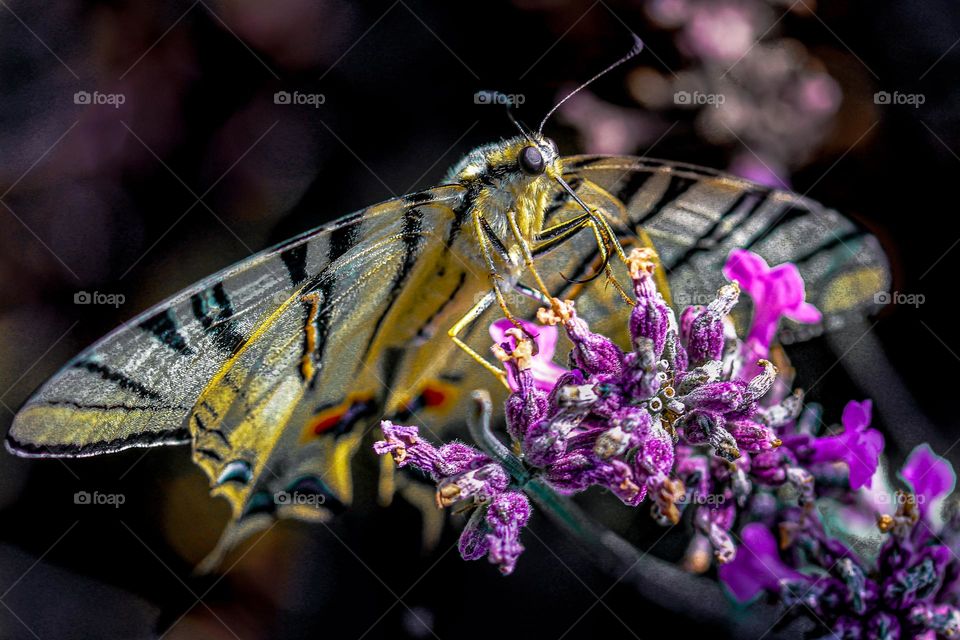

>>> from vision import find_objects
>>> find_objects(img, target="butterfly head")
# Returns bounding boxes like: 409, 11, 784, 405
515, 135, 562, 177
446, 134, 564, 239
448, 134, 562, 185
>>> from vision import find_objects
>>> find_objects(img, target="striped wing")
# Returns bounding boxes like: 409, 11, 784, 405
7, 187, 476, 514
539, 155, 890, 343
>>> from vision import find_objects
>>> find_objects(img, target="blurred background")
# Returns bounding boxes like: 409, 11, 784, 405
1, 0, 958, 638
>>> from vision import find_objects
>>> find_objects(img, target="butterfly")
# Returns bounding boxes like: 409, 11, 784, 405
6, 37, 889, 564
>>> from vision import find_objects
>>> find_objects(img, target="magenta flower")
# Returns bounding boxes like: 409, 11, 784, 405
722, 249, 821, 372
808, 400, 884, 490
899, 443, 956, 518
719, 443, 960, 636
374, 422, 526, 574
718, 523, 805, 602
490, 318, 566, 392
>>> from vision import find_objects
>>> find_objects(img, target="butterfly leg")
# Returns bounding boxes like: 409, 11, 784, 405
446, 212, 542, 388
569, 213, 632, 301
533, 213, 634, 304
538, 207, 628, 260
506, 210, 554, 301
446, 290, 509, 388
473, 213, 538, 338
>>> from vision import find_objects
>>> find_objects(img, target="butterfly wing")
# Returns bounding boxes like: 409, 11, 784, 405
7, 187, 475, 512
538, 155, 890, 343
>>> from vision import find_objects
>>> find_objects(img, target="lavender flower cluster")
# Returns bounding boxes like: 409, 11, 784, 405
374, 247, 957, 638
721, 443, 960, 639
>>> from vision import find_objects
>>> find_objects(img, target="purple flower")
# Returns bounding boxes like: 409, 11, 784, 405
808, 400, 884, 490
537, 298, 624, 376
721, 441, 960, 637
373, 422, 443, 472
673, 360, 779, 462
680, 281, 739, 365
375, 423, 524, 573
722, 249, 821, 370
375, 422, 508, 507
490, 318, 566, 392
375, 243, 894, 601
628, 248, 673, 356
718, 523, 805, 601
457, 490, 531, 575
484, 492, 531, 575
546, 452, 646, 507
899, 443, 956, 518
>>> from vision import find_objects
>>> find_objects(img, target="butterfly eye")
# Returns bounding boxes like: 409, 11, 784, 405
518, 145, 545, 175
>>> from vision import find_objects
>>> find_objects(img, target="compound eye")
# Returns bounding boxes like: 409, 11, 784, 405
518, 145, 545, 175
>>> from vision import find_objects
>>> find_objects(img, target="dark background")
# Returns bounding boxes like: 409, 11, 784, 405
1, 1, 959, 638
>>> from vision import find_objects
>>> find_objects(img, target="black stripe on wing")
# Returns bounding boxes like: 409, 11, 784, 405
190, 283, 247, 354
663, 189, 772, 272
742, 204, 809, 251
139, 309, 195, 356
634, 174, 698, 226
281, 244, 309, 286
295, 215, 364, 385
362, 207, 425, 360
72, 359, 166, 400
789, 230, 867, 266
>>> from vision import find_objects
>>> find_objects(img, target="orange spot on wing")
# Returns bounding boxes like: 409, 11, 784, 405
299, 293, 322, 382
421, 386, 447, 407
313, 411, 345, 435
304, 393, 376, 440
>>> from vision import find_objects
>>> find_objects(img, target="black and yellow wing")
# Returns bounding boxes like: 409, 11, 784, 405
7, 186, 489, 523
537, 155, 890, 345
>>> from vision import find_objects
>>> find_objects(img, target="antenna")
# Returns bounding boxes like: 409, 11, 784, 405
506, 103, 537, 143
537, 34, 644, 135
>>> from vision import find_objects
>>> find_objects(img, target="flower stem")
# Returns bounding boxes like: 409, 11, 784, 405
467, 389, 528, 483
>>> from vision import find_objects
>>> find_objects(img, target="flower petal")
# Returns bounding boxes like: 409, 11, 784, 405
900, 444, 956, 513
842, 399, 872, 434
484, 491, 531, 575
718, 523, 803, 602
722, 249, 770, 296
490, 318, 565, 391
